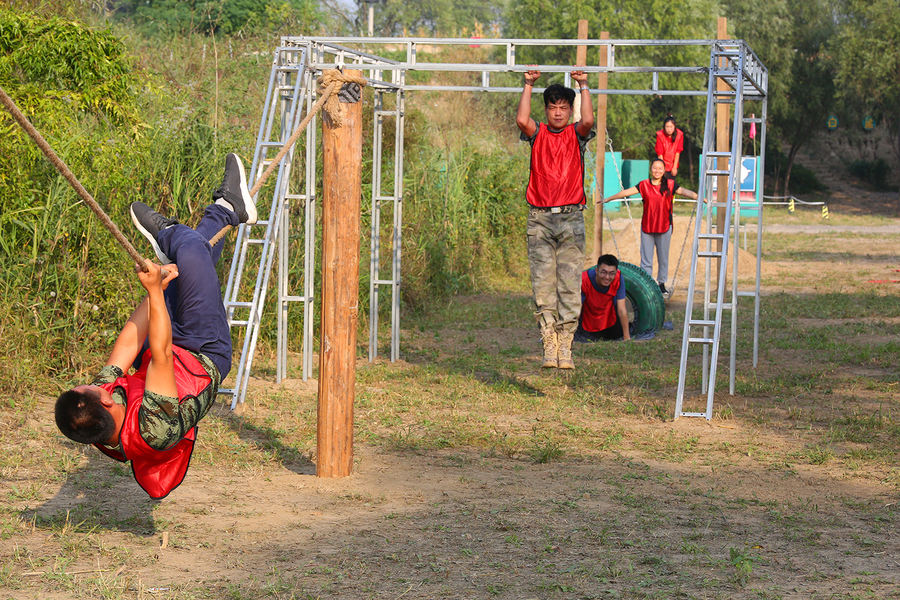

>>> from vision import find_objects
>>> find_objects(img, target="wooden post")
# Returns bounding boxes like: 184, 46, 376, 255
593, 31, 609, 263
317, 70, 364, 478
575, 19, 589, 65
715, 17, 730, 286
573, 20, 588, 119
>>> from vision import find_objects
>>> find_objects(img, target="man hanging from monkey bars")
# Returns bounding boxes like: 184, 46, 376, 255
54, 153, 256, 499
516, 68, 595, 370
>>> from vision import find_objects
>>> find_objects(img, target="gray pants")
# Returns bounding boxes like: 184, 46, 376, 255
527, 209, 586, 334
640, 226, 672, 285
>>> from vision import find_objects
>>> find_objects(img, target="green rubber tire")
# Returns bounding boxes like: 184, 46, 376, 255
618, 261, 665, 334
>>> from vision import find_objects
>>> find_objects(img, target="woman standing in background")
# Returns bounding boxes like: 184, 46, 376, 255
602, 158, 699, 295
655, 115, 684, 180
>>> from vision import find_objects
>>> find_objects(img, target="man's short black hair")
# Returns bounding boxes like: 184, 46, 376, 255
55, 388, 115, 445
597, 254, 619, 270
543, 84, 576, 108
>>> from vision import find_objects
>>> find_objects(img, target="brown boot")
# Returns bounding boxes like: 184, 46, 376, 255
540, 327, 558, 368
557, 331, 575, 370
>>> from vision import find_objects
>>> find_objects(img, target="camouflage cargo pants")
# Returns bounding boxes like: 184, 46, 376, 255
527, 208, 586, 333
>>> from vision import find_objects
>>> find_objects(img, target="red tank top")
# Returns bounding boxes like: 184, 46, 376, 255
639, 179, 674, 234
526, 123, 587, 208
580, 269, 621, 332
94, 346, 213, 499
655, 128, 684, 172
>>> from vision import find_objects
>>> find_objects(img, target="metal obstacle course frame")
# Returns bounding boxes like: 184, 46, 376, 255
219, 36, 768, 419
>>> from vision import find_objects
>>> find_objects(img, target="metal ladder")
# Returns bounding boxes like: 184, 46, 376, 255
674, 42, 751, 420
218, 47, 313, 409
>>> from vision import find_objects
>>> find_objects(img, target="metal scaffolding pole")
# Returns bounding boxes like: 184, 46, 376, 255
225, 36, 767, 411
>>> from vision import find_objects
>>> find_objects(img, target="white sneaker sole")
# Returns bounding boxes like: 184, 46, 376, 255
234, 156, 257, 225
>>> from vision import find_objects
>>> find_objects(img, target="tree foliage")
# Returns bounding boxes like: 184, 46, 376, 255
720, 0, 793, 131
503, 0, 719, 166
349, 0, 501, 37
111, 0, 322, 37
834, 0, 900, 185
725, 0, 838, 195
0, 8, 142, 129
0, 8, 144, 224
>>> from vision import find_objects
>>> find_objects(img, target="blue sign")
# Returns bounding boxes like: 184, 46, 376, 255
739, 157, 756, 192
707, 156, 756, 192
827, 115, 838, 130
863, 116, 876, 131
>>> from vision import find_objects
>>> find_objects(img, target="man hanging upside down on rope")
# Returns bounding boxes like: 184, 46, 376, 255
54, 154, 256, 499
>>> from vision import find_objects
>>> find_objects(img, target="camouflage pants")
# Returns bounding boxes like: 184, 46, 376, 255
527, 209, 586, 333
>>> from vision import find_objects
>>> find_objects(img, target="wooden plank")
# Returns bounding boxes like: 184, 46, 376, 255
573, 20, 589, 118
716, 17, 730, 286
576, 19, 589, 65
593, 31, 609, 263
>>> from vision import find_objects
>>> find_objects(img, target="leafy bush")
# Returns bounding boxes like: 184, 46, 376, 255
0, 9, 142, 129
400, 137, 528, 312
848, 158, 891, 191
788, 163, 828, 194
763, 144, 828, 195
0, 8, 144, 229
0, 9, 264, 393
0, 11, 152, 389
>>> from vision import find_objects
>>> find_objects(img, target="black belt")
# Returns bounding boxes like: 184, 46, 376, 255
529, 204, 584, 214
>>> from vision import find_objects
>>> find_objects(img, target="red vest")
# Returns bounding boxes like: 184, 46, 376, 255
526, 123, 586, 208
655, 128, 684, 172
580, 269, 621, 332
639, 179, 674, 234
94, 346, 213, 499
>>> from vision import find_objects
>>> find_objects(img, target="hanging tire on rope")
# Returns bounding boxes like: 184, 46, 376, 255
618, 261, 665, 335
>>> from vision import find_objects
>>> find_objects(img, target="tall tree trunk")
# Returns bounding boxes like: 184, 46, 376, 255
783, 144, 800, 199
892, 110, 900, 200
772, 160, 781, 197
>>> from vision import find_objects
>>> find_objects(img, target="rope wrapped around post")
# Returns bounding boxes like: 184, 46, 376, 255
206, 69, 368, 247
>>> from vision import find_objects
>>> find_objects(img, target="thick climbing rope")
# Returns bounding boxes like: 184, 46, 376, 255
0, 85, 150, 271
207, 69, 367, 247
586, 146, 621, 258
0, 68, 367, 263
668, 201, 697, 302
605, 133, 642, 252
604, 205, 622, 257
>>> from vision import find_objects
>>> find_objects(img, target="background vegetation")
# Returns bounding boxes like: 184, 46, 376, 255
1, 0, 898, 400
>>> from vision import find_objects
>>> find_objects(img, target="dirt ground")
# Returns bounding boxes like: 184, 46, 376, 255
9, 382, 900, 600
13, 420, 899, 599
4, 136, 900, 599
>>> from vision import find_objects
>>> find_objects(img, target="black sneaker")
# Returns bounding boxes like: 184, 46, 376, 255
130, 202, 178, 264
213, 153, 257, 224
659, 283, 668, 294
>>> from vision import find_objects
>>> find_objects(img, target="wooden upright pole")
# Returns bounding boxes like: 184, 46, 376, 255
593, 31, 609, 263
575, 19, 589, 64
317, 70, 364, 478
715, 18, 730, 286
573, 20, 588, 119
